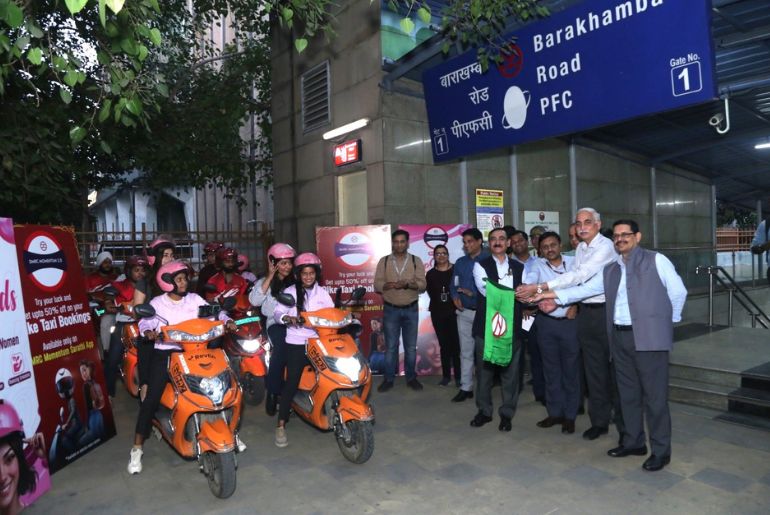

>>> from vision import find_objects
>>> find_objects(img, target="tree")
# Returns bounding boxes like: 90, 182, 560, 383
0, 0, 545, 227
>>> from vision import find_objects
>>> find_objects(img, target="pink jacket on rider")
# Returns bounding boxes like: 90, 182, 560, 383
273, 283, 334, 345
138, 293, 231, 351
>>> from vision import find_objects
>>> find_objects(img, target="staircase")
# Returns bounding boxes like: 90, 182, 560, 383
669, 324, 770, 431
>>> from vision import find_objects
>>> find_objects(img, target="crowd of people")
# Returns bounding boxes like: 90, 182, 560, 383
83, 206, 686, 475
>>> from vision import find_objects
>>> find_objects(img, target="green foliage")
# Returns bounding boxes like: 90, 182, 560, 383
0, 0, 273, 226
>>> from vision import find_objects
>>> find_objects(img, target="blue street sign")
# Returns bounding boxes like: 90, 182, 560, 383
422, 0, 717, 163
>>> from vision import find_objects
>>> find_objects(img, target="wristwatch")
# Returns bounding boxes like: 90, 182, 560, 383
536, 284, 544, 295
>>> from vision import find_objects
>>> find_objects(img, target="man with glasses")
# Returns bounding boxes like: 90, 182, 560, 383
449, 228, 488, 402
517, 207, 623, 443
532, 220, 686, 471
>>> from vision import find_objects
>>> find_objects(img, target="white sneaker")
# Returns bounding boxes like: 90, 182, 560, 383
235, 434, 247, 452
127, 447, 143, 474
275, 426, 288, 448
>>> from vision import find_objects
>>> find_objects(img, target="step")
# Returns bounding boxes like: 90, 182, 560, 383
728, 387, 770, 408
669, 363, 741, 389
669, 377, 733, 411
741, 362, 770, 392
714, 412, 770, 432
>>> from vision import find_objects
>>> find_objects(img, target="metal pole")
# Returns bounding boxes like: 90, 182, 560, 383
732, 250, 736, 278
569, 142, 578, 221
727, 289, 734, 327
460, 159, 468, 225
708, 269, 714, 327
651, 166, 658, 248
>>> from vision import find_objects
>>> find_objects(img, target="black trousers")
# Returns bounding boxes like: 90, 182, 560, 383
278, 344, 309, 424
612, 328, 672, 457
105, 321, 126, 397
431, 311, 460, 380
136, 336, 155, 387
577, 305, 624, 436
134, 349, 171, 439
266, 324, 288, 396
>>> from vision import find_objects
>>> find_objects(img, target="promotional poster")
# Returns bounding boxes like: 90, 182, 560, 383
13, 225, 116, 474
399, 224, 471, 376
0, 218, 51, 509
315, 225, 392, 374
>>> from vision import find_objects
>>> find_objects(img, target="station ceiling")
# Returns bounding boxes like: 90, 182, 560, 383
384, 0, 770, 211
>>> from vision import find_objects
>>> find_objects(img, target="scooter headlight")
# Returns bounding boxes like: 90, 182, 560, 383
166, 324, 224, 342
236, 336, 263, 354
187, 370, 231, 405
326, 353, 365, 382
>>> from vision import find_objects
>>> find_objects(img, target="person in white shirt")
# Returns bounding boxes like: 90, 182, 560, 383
517, 207, 624, 443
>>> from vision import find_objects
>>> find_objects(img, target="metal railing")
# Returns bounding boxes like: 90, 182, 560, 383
695, 265, 770, 329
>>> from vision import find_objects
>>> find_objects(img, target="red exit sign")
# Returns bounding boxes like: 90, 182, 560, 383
333, 139, 362, 167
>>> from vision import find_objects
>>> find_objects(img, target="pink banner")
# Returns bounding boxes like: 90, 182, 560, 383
399, 224, 470, 376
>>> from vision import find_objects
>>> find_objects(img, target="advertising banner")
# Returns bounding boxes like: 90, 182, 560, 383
399, 224, 471, 376
13, 225, 116, 473
0, 218, 51, 509
315, 225, 392, 374
476, 189, 505, 238
423, 0, 717, 162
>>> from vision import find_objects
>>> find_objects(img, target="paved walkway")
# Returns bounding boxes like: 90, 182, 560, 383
28, 379, 770, 514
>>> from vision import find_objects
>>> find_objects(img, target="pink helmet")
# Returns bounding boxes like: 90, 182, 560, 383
267, 243, 296, 261
0, 400, 24, 440
294, 252, 321, 268
146, 236, 176, 266
156, 260, 190, 293
238, 254, 249, 272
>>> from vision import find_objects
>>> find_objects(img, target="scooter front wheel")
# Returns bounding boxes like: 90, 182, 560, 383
203, 451, 237, 499
336, 420, 374, 464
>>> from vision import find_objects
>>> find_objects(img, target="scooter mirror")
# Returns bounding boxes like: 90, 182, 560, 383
133, 303, 157, 319
275, 292, 296, 307
102, 286, 120, 297
221, 296, 237, 311
351, 287, 367, 302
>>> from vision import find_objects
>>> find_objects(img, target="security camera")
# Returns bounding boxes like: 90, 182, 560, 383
709, 113, 725, 127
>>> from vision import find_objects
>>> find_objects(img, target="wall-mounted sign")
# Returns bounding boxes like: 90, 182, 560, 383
422, 0, 716, 162
334, 139, 362, 167
476, 189, 504, 238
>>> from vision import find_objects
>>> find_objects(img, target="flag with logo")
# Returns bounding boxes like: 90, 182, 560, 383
483, 279, 515, 366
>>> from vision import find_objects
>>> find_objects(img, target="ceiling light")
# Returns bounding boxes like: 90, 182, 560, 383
322, 118, 370, 140
755, 141, 770, 150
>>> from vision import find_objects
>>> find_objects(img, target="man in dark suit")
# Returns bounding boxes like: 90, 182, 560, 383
470, 228, 524, 432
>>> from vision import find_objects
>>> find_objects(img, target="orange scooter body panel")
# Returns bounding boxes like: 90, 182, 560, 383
337, 395, 374, 423
239, 355, 266, 376
121, 323, 140, 397
197, 418, 235, 453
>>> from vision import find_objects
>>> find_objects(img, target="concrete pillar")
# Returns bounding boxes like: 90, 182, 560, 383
460, 159, 468, 224
651, 166, 658, 248
510, 148, 519, 228
569, 143, 578, 220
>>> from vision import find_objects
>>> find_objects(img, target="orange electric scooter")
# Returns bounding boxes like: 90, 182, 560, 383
134, 303, 243, 499
277, 287, 374, 464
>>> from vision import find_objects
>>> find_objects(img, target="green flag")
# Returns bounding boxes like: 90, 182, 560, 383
483, 279, 515, 366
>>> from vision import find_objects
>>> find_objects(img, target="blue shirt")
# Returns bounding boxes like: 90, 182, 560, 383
450, 249, 489, 310
554, 253, 687, 324
750, 221, 769, 264
524, 256, 575, 318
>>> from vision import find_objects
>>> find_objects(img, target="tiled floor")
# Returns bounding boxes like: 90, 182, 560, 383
28, 379, 770, 514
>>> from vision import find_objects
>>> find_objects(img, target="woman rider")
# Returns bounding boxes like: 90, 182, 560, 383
272, 252, 333, 447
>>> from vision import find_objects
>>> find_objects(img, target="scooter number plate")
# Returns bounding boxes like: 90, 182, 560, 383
307, 345, 327, 371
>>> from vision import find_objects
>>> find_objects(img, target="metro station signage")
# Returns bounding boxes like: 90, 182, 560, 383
334, 139, 362, 167
422, 0, 717, 162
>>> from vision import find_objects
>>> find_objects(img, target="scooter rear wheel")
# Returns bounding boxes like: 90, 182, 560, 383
203, 451, 237, 499
244, 373, 265, 406
336, 420, 374, 464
